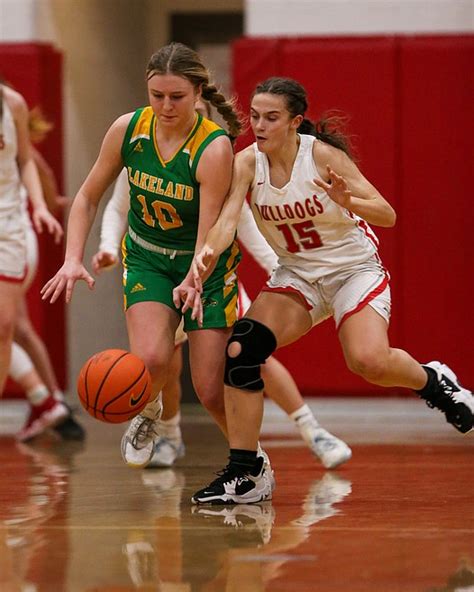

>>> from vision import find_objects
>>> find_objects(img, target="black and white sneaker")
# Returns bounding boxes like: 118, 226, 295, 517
421, 361, 473, 434
191, 456, 273, 505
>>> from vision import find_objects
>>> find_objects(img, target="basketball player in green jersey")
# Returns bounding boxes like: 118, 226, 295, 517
42, 43, 243, 468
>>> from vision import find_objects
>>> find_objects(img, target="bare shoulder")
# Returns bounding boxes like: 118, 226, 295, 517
234, 145, 256, 180
196, 134, 233, 184
313, 137, 353, 178
108, 112, 135, 135
201, 133, 233, 160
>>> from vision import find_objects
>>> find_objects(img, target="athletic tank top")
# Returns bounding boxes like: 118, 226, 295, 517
250, 134, 379, 283
122, 107, 227, 250
0, 86, 23, 218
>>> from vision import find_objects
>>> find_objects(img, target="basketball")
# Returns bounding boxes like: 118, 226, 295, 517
77, 349, 151, 423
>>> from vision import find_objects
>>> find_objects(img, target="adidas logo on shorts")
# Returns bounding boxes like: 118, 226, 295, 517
131, 282, 146, 293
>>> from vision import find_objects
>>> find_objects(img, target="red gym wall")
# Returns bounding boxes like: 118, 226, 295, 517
0, 42, 66, 392
233, 34, 474, 396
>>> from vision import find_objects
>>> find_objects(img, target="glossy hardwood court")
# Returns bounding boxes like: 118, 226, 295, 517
1, 398, 473, 591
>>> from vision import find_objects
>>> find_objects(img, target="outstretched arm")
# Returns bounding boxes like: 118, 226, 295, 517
41, 114, 130, 303
193, 147, 256, 284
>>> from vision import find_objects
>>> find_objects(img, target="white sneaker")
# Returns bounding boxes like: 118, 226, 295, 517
146, 436, 185, 468
301, 426, 352, 469
121, 396, 162, 468
257, 443, 276, 492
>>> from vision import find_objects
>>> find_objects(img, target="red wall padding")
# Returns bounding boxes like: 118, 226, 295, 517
233, 34, 473, 396
397, 36, 474, 379
0, 42, 67, 392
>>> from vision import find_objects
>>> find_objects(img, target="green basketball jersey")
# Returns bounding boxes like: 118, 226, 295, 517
121, 107, 228, 250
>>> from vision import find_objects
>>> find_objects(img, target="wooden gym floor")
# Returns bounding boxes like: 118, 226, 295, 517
0, 397, 473, 592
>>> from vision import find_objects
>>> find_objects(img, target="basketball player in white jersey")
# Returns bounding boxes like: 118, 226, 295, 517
0, 83, 65, 431
188, 77, 474, 504
92, 151, 351, 470
12, 107, 85, 441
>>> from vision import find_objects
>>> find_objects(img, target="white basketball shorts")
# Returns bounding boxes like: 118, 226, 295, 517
265, 255, 391, 329
0, 213, 27, 283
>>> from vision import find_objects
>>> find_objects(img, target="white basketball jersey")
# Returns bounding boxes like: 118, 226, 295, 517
250, 134, 379, 283
0, 87, 23, 218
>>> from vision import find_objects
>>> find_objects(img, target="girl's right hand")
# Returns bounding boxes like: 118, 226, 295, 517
192, 245, 217, 288
41, 259, 95, 304
91, 250, 119, 274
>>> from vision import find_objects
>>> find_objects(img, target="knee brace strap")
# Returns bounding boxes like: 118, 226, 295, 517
224, 318, 277, 391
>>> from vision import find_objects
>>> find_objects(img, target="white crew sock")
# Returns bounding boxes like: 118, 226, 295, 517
290, 404, 320, 430
158, 411, 182, 442
27, 384, 50, 406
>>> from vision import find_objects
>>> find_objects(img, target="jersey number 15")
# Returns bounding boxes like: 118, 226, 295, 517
276, 220, 322, 253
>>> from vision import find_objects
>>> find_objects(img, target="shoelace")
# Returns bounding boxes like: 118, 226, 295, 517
130, 416, 158, 448
210, 463, 246, 487
425, 378, 458, 412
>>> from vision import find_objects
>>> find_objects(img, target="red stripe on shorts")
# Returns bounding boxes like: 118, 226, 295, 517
337, 274, 389, 330
0, 272, 26, 283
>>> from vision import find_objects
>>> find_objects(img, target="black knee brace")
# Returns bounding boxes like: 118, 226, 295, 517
224, 318, 277, 391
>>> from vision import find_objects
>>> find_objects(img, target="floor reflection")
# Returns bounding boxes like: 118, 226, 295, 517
0, 408, 472, 591
0, 437, 83, 592
130, 471, 352, 591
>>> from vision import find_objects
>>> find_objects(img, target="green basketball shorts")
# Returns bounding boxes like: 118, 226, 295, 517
121, 233, 240, 331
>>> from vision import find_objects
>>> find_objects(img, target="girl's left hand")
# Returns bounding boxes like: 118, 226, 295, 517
32, 206, 64, 244
314, 165, 352, 208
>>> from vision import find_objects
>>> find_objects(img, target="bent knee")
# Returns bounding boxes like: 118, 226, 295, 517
224, 318, 277, 391
196, 390, 225, 415
138, 351, 169, 381
346, 350, 389, 381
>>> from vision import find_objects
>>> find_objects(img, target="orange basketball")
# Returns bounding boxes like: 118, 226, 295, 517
77, 349, 151, 423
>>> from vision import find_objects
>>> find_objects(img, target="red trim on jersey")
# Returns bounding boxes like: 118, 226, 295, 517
358, 218, 379, 246
348, 211, 379, 248
261, 285, 313, 310
337, 274, 389, 330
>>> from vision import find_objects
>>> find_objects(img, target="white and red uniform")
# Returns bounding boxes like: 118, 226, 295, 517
0, 87, 27, 282
250, 134, 390, 328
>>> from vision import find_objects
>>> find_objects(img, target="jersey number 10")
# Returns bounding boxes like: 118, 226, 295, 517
137, 194, 183, 231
